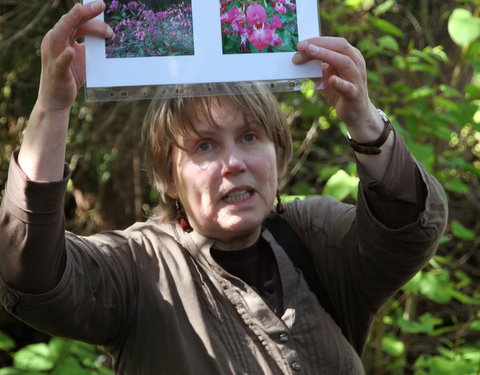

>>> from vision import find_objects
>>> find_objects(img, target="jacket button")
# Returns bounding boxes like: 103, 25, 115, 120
4, 291, 19, 309
291, 361, 302, 371
279, 332, 289, 343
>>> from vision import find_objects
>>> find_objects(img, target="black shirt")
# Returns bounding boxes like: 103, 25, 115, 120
211, 237, 284, 317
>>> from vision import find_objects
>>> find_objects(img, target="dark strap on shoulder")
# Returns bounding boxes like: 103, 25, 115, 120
264, 215, 337, 325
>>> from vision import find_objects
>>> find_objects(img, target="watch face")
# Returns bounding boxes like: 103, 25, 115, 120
376, 108, 391, 124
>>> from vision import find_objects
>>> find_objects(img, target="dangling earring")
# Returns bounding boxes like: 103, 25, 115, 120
175, 200, 193, 233
276, 190, 285, 214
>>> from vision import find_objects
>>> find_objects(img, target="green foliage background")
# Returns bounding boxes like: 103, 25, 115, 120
0, 0, 479, 373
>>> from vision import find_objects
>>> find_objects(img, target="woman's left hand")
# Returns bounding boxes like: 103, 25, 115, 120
293, 37, 383, 143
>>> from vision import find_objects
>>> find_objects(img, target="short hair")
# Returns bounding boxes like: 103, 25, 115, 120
142, 83, 292, 221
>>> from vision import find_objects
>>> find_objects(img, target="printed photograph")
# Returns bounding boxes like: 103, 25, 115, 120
104, 0, 194, 58
220, 0, 298, 54
85, 0, 321, 90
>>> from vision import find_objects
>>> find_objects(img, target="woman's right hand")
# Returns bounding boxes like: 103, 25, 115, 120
37, 0, 112, 112
18, 1, 112, 182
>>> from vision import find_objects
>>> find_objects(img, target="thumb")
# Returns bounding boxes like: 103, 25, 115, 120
54, 46, 76, 79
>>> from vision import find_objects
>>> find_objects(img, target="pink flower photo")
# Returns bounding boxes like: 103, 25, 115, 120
220, 0, 298, 54
105, 0, 194, 58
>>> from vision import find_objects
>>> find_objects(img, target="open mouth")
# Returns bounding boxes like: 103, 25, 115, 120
222, 189, 253, 203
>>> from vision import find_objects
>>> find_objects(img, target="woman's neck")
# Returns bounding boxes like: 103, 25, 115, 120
212, 227, 262, 251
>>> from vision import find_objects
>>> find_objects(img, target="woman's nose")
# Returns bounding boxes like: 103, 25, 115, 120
221, 146, 247, 176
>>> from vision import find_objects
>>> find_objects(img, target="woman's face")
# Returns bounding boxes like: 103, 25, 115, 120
168, 97, 280, 249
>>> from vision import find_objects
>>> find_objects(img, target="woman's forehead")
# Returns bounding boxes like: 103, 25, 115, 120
169, 95, 266, 148
181, 115, 257, 143
189, 97, 256, 128
201, 96, 239, 118
198, 95, 243, 117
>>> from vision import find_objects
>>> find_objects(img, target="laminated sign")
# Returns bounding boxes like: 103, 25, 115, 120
84, 0, 322, 101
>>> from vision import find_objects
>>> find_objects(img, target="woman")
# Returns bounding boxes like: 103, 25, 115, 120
0, 1, 447, 374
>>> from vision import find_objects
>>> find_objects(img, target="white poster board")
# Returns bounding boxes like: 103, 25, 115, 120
84, 0, 322, 100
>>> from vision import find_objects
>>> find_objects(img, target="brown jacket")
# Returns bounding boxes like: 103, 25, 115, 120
0, 133, 447, 374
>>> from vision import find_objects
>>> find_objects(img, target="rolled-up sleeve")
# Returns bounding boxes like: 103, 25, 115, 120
356, 130, 431, 229
0, 151, 68, 293
0, 152, 137, 346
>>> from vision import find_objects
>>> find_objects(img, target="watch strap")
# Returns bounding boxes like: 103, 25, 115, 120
347, 109, 393, 155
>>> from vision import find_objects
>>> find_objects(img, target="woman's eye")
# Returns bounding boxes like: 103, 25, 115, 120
198, 142, 212, 152
244, 134, 256, 143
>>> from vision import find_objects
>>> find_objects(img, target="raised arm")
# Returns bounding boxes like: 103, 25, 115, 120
293, 37, 393, 181
291, 38, 447, 353
18, 0, 112, 182
292, 36, 435, 228
0, 1, 112, 293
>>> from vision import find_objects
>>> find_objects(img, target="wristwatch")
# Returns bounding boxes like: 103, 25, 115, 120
347, 109, 393, 155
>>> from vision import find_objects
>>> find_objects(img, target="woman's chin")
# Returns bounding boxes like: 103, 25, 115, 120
200, 215, 263, 242
219, 210, 268, 232
194, 206, 271, 241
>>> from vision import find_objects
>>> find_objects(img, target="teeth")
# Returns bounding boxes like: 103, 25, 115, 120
222, 190, 251, 202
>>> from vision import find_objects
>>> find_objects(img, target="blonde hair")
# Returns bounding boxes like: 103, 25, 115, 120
142, 83, 292, 221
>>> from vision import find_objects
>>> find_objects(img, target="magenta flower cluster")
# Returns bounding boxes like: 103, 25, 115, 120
105, 1, 194, 58
221, 0, 298, 54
